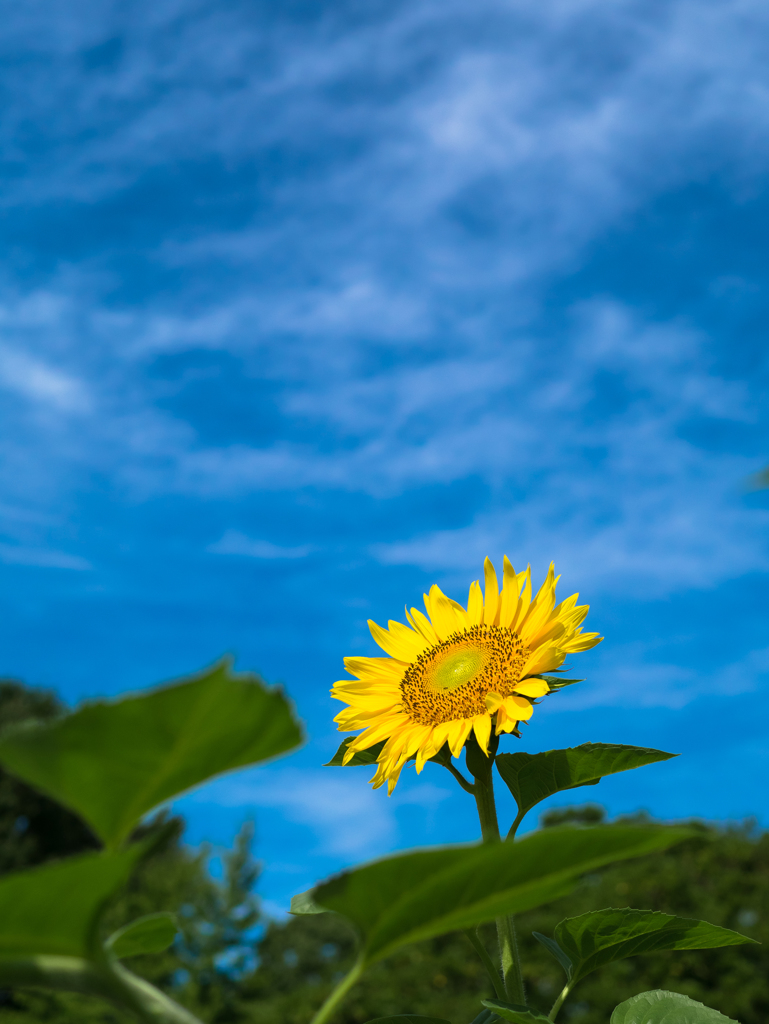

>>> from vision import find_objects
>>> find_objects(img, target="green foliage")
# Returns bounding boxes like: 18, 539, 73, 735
0, 842, 148, 957
364, 1017, 451, 1024
0, 680, 99, 872
481, 1000, 551, 1024
495, 745, 677, 826
611, 990, 737, 1024
545, 908, 754, 985
311, 826, 692, 966
107, 914, 179, 959
0, 660, 303, 850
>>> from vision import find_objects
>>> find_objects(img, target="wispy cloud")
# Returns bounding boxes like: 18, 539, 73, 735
208, 531, 313, 560
0, 542, 91, 571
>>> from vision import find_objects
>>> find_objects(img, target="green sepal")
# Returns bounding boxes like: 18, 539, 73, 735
496, 743, 677, 822
106, 912, 178, 959
325, 738, 386, 767
554, 908, 755, 985
611, 990, 737, 1024
0, 658, 303, 850
482, 1001, 551, 1024
534, 676, 584, 692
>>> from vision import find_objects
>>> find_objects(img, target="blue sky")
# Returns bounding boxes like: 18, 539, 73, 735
0, 0, 768, 912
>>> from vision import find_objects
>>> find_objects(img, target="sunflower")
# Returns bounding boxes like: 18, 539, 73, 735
331, 557, 602, 794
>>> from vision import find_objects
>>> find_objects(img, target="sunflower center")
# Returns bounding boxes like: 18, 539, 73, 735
431, 648, 489, 690
400, 624, 531, 726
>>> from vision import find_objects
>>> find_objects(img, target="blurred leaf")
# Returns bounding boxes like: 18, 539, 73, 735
746, 466, 769, 491
611, 990, 737, 1024
365, 1017, 452, 1024
106, 912, 178, 959
0, 659, 303, 849
496, 744, 677, 821
482, 1000, 550, 1024
310, 825, 693, 966
554, 908, 755, 985
290, 890, 327, 915
0, 844, 146, 958
325, 738, 386, 767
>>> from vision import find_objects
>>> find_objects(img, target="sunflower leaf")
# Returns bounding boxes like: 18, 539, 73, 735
306, 824, 693, 967
106, 912, 178, 959
0, 659, 303, 850
482, 1000, 551, 1024
0, 844, 147, 959
325, 738, 386, 767
611, 991, 737, 1024
495, 743, 677, 822
552, 908, 755, 986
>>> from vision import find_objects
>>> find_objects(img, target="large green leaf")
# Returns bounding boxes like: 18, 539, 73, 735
611, 990, 737, 1024
0, 659, 303, 849
106, 913, 178, 959
550, 908, 755, 985
0, 845, 146, 959
310, 825, 692, 966
482, 1000, 550, 1024
495, 744, 677, 822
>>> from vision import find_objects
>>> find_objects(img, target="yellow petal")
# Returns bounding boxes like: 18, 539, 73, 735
512, 678, 550, 698
505, 695, 534, 721
343, 656, 406, 681
483, 557, 499, 625
499, 555, 521, 629
368, 619, 422, 661
467, 580, 484, 624
424, 584, 466, 640
484, 690, 504, 713
472, 713, 492, 754
406, 606, 441, 645
447, 717, 474, 757
509, 567, 532, 632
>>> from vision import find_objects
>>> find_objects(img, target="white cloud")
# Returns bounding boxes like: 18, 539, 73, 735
0, 542, 91, 570
194, 767, 395, 859
0, 345, 90, 413
208, 530, 313, 560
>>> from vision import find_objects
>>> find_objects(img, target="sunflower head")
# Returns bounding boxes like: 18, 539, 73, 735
331, 557, 602, 794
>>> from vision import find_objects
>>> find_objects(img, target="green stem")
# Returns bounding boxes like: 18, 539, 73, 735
465, 737, 526, 1007
445, 761, 476, 795
549, 982, 571, 1021
309, 959, 364, 1024
464, 928, 507, 1001
0, 956, 203, 1024
506, 809, 526, 841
